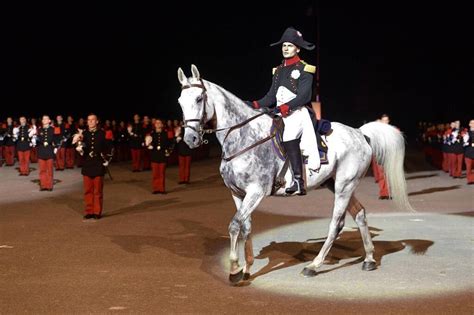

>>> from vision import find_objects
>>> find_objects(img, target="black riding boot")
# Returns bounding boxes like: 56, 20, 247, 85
283, 139, 306, 196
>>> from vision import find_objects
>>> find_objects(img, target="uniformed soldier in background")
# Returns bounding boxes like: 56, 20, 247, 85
176, 124, 192, 184
3, 117, 16, 166
65, 115, 77, 169
463, 119, 474, 185
73, 114, 110, 220
15, 116, 35, 176
128, 114, 144, 172
36, 115, 55, 191
147, 119, 171, 194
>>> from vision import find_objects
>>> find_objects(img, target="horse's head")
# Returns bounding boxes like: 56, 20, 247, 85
177, 65, 214, 148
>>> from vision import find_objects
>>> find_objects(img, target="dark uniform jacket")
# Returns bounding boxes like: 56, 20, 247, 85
53, 123, 66, 148
116, 127, 129, 145
65, 123, 77, 148
16, 125, 32, 152
81, 129, 109, 177
37, 126, 55, 160
450, 128, 464, 154
177, 128, 192, 156
149, 131, 171, 163
4, 124, 15, 147
129, 123, 144, 149
256, 58, 315, 113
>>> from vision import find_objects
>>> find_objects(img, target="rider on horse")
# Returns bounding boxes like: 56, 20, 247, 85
246, 27, 317, 196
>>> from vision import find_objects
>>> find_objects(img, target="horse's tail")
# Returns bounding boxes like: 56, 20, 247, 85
359, 122, 414, 212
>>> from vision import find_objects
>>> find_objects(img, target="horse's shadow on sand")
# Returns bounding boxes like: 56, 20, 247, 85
249, 227, 434, 281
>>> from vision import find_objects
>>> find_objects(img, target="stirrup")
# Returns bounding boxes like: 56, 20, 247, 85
285, 179, 306, 196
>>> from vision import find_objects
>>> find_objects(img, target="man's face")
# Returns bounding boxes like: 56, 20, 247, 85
20, 117, 27, 125
282, 42, 300, 59
67, 116, 74, 123
57, 116, 63, 123
450, 122, 456, 129
144, 116, 150, 124
31, 118, 37, 125
155, 120, 163, 130
134, 114, 140, 123
469, 120, 474, 130
7, 117, 13, 125
42, 116, 51, 126
454, 120, 460, 129
88, 115, 98, 129
381, 116, 390, 124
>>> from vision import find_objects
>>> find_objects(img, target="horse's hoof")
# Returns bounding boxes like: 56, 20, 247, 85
362, 261, 377, 271
243, 273, 250, 281
229, 269, 244, 284
301, 267, 317, 277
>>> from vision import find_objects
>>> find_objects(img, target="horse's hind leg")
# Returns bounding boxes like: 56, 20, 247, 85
302, 180, 355, 277
347, 196, 376, 271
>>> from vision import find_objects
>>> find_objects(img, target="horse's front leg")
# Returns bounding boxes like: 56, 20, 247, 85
228, 188, 265, 284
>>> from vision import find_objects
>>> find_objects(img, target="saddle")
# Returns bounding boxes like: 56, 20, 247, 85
271, 117, 330, 164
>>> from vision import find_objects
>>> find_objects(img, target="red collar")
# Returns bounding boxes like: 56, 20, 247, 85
284, 55, 300, 66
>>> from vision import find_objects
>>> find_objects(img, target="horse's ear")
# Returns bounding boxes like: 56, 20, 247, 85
177, 67, 188, 86
191, 64, 200, 80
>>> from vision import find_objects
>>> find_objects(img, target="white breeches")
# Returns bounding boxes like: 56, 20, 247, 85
282, 107, 320, 170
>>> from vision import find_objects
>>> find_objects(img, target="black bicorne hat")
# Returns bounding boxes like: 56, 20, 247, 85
270, 27, 315, 50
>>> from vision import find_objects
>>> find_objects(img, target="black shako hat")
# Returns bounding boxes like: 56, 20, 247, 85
270, 27, 315, 50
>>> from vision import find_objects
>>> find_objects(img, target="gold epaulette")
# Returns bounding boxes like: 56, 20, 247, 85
300, 60, 316, 73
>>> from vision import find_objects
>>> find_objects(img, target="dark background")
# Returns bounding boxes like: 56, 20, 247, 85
3, 1, 472, 137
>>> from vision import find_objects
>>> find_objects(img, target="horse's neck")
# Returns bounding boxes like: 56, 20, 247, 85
206, 82, 270, 145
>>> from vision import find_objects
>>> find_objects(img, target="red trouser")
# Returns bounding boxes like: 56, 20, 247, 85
371, 157, 381, 182
143, 149, 151, 170
151, 162, 166, 192
83, 176, 104, 215
449, 153, 463, 178
18, 150, 31, 175
465, 158, 474, 184
442, 152, 449, 172
4, 145, 15, 165
372, 160, 389, 197
30, 147, 38, 163
131, 148, 142, 171
65, 148, 75, 168
178, 155, 192, 183
39, 159, 54, 189
377, 170, 389, 197
55, 147, 66, 170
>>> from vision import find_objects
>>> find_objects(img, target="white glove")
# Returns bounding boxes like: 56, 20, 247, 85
76, 145, 84, 155
463, 133, 469, 146
176, 136, 182, 143
54, 148, 58, 155
147, 145, 153, 150
102, 161, 109, 167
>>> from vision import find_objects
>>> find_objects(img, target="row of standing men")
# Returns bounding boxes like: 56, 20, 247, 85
418, 119, 474, 184
0, 114, 205, 220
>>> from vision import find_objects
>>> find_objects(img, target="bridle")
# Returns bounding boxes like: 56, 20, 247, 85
180, 79, 274, 161
181, 79, 209, 138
